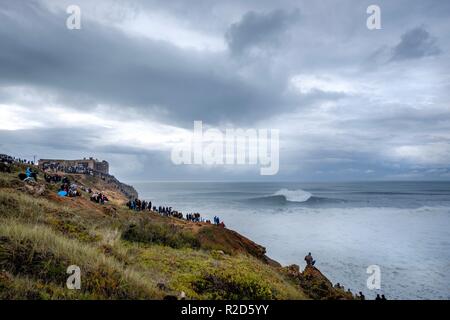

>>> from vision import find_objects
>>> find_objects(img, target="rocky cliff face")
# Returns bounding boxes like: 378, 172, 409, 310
101, 174, 138, 200
283, 264, 354, 300
46, 171, 139, 204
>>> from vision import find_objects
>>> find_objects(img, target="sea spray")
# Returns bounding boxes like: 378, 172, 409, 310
273, 189, 312, 203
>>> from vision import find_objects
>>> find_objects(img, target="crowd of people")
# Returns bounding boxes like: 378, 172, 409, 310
58, 180, 81, 197
185, 213, 201, 222
1, 155, 38, 174
126, 197, 226, 227
1, 154, 36, 171
4, 155, 108, 203
44, 173, 63, 183
65, 164, 96, 175
55, 176, 107, 202
18, 167, 38, 182
126, 198, 152, 211
0, 155, 13, 173
10, 156, 35, 165
6, 152, 225, 225
90, 192, 109, 204
158, 206, 183, 219
41, 162, 65, 172
0, 154, 14, 164
0, 154, 39, 179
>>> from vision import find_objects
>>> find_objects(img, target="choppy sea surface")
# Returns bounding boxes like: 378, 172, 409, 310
133, 181, 450, 300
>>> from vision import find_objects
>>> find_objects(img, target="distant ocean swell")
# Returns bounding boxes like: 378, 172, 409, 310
246, 189, 342, 204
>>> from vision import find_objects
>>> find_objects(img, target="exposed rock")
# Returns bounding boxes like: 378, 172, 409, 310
196, 226, 281, 266
21, 181, 47, 197
284, 264, 301, 278
102, 206, 117, 217
298, 265, 354, 300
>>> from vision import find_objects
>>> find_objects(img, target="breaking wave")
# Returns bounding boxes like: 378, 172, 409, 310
246, 189, 317, 204
272, 189, 312, 202
245, 189, 347, 205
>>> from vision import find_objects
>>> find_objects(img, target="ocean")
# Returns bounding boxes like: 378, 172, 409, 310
133, 181, 450, 300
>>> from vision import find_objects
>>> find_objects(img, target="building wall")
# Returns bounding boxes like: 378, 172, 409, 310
94, 161, 109, 175
39, 159, 109, 174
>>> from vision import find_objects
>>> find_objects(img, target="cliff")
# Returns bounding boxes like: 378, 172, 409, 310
79, 171, 139, 200
0, 162, 351, 300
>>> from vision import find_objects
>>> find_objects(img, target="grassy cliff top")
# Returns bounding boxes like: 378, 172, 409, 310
0, 163, 352, 300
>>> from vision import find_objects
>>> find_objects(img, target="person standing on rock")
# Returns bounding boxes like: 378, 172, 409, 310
304, 252, 316, 266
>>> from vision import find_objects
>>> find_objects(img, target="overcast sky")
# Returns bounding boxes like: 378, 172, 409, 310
1, 0, 449, 182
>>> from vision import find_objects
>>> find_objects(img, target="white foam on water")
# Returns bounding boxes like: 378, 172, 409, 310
273, 188, 312, 202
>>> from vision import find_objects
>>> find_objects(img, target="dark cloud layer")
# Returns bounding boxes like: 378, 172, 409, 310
0, 1, 294, 127
391, 26, 441, 61
0, 0, 449, 181
225, 9, 300, 56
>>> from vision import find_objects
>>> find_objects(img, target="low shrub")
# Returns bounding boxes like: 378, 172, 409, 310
45, 217, 99, 243
192, 271, 274, 300
0, 236, 68, 285
0, 221, 164, 299
122, 221, 200, 249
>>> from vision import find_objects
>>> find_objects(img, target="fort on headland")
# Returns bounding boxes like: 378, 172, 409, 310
37, 157, 137, 199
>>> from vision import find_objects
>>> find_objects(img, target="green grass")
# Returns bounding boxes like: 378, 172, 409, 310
132, 243, 306, 300
122, 220, 200, 249
0, 220, 165, 299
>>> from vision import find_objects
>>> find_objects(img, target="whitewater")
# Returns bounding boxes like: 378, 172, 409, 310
272, 188, 312, 202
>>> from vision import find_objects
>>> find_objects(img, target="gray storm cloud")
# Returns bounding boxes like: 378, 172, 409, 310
0, 0, 449, 181
391, 26, 441, 61
225, 9, 300, 56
